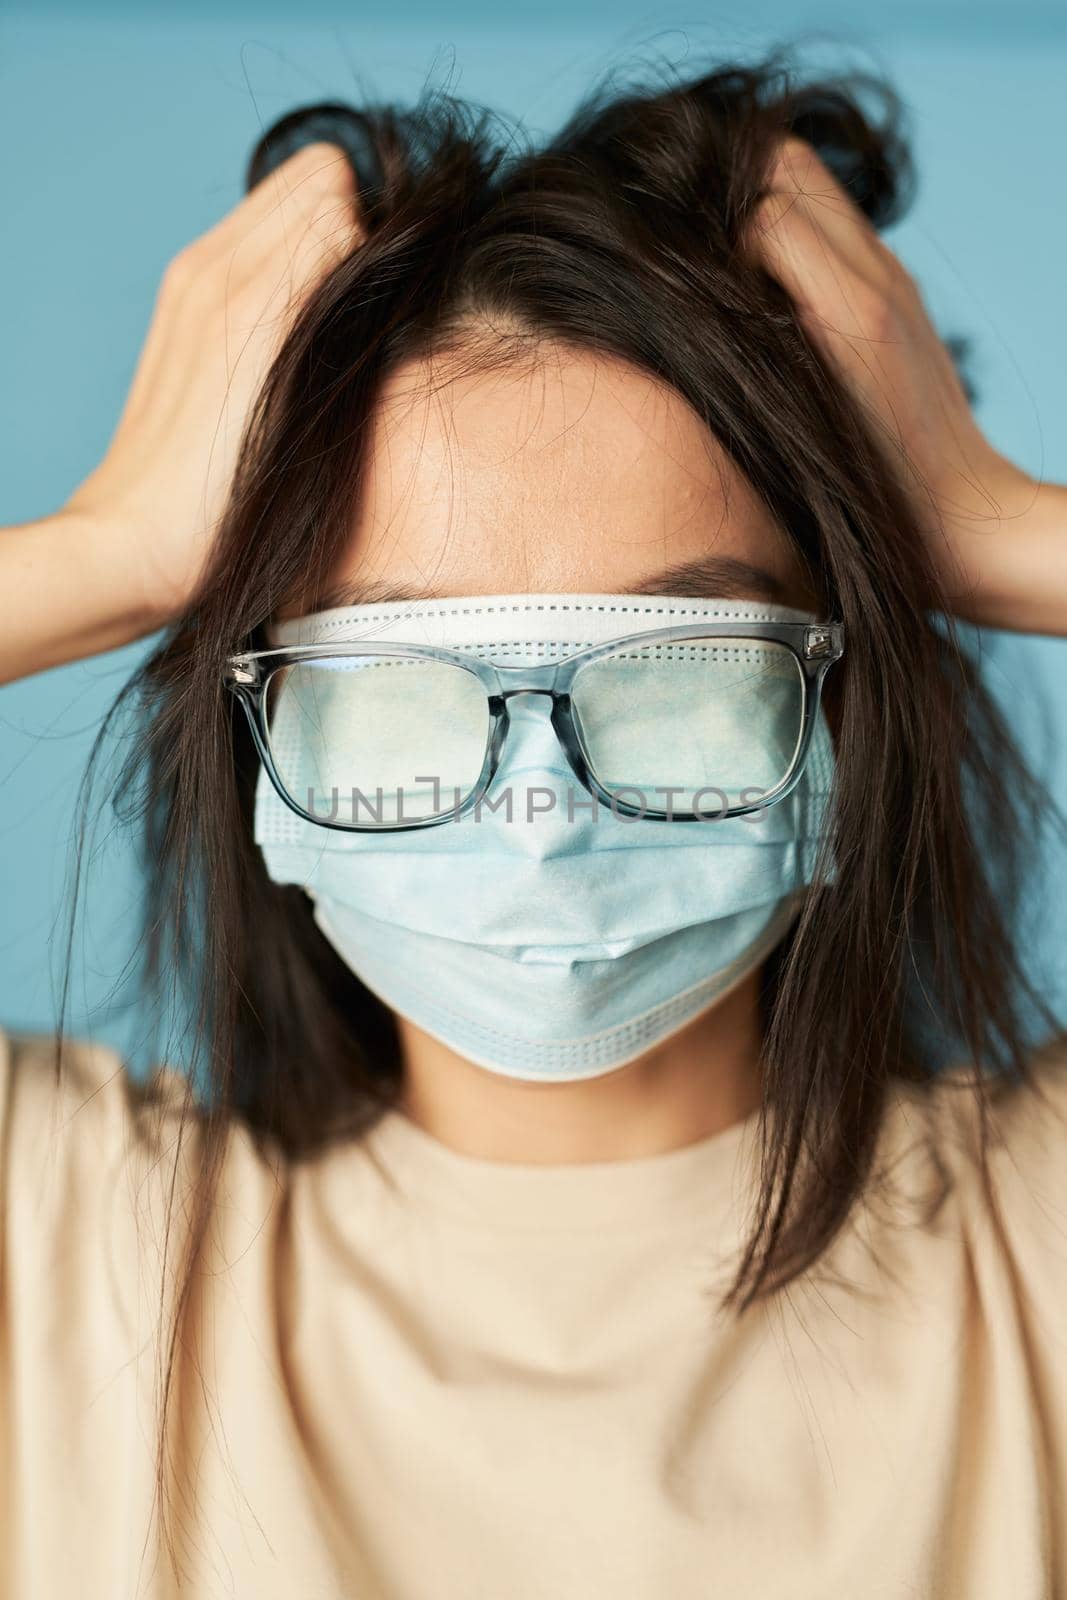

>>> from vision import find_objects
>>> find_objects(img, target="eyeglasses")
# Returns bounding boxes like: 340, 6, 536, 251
224, 619, 844, 833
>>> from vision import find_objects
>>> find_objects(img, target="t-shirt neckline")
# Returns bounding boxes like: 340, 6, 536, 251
361, 1101, 761, 1232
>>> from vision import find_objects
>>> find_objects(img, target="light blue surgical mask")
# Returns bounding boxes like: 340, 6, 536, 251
252, 594, 839, 1081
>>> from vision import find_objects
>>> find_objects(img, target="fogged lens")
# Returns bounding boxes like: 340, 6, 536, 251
570, 638, 804, 814
264, 654, 490, 825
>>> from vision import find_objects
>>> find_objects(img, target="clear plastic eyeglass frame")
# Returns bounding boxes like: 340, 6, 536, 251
223, 619, 845, 833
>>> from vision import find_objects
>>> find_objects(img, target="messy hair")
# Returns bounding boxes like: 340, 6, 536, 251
59, 42, 1061, 1566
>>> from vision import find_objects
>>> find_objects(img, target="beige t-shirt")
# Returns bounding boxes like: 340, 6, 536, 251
1, 1025, 1066, 1600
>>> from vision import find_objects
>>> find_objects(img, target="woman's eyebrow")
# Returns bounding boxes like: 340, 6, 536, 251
313, 556, 787, 611
622, 554, 788, 602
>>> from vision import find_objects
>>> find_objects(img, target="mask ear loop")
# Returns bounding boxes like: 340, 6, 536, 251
799, 707, 838, 883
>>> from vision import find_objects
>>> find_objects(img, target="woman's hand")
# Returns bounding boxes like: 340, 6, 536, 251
746, 137, 1067, 637
64, 140, 363, 624
1, 141, 363, 685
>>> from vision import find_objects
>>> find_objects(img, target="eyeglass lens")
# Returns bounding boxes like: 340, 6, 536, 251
262, 638, 805, 826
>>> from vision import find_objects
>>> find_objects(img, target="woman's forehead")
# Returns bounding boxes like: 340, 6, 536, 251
283, 344, 810, 615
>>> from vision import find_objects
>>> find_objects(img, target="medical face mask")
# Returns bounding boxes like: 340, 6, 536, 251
244, 594, 841, 1082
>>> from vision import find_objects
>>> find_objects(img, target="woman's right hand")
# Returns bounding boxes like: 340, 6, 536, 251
0, 141, 362, 686
64, 140, 364, 624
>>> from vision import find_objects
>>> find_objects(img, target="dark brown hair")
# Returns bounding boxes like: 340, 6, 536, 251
58, 42, 1063, 1560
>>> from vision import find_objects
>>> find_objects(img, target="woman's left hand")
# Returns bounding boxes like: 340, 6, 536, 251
746, 137, 1067, 637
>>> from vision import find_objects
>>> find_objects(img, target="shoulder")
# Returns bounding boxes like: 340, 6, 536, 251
907, 1030, 1067, 1184
0, 1024, 199, 1197
0, 1028, 194, 1285
959, 1033, 1067, 1278
0, 1027, 286, 1333
875, 1032, 1067, 1287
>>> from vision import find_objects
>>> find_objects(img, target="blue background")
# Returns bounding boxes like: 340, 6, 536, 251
2, 0, 1065, 1068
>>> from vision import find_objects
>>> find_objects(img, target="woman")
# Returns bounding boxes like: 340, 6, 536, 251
2, 52, 1065, 1599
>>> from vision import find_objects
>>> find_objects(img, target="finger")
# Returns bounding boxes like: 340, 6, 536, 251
204, 142, 364, 273
759, 137, 898, 286
745, 161, 910, 410
746, 138, 909, 361
137, 146, 363, 413
206, 156, 366, 341
231, 141, 359, 232
750, 184, 882, 346
740, 141, 926, 453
